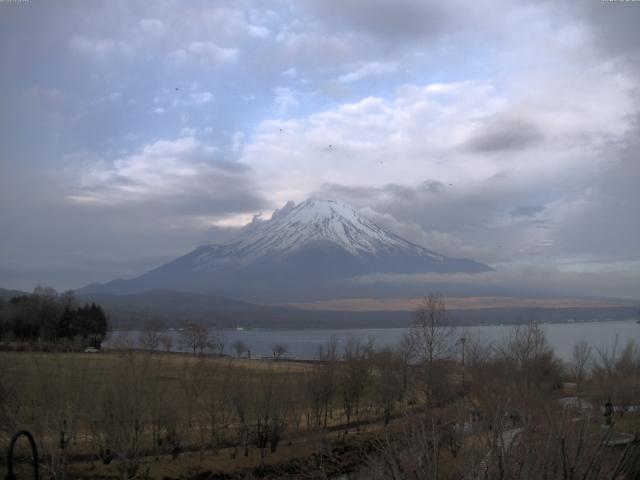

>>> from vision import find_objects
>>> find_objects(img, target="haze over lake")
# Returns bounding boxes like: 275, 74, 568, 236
110, 320, 640, 363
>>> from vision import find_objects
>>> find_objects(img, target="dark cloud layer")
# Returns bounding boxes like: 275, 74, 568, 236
302, 0, 472, 41
465, 116, 544, 153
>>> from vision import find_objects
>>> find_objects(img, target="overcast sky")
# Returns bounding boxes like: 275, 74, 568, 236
1, 0, 639, 298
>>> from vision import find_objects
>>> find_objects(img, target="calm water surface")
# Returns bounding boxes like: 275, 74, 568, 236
109, 320, 640, 362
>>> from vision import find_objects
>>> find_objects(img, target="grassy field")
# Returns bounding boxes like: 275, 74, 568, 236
3, 339, 640, 479
0, 350, 392, 479
0, 351, 309, 475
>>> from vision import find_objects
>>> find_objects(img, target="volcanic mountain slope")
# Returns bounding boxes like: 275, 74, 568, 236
79, 199, 492, 300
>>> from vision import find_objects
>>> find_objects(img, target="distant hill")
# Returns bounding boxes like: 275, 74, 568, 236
77, 289, 638, 330
0, 287, 27, 300
77, 289, 411, 329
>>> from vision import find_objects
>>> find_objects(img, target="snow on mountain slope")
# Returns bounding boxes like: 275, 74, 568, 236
193, 198, 443, 269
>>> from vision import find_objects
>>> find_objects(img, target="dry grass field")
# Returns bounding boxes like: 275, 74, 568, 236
1, 351, 325, 478
3, 323, 640, 479
0, 349, 398, 479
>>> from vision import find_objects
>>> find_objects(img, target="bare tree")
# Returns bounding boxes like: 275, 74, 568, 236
395, 333, 415, 402
272, 343, 288, 359
177, 356, 207, 428
232, 339, 248, 358
159, 333, 173, 352
33, 284, 58, 297
372, 346, 404, 426
225, 368, 252, 457
29, 353, 91, 478
304, 337, 339, 431
0, 368, 20, 446
357, 409, 447, 480
318, 337, 338, 429
466, 335, 494, 369
252, 368, 291, 457
592, 337, 640, 406
89, 350, 155, 478
340, 337, 374, 431
209, 328, 226, 356
572, 339, 592, 381
496, 322, 562, 389
410, 293, 453, 366
409, 293, 454, 401
138, 320, 165, 351
180, 321, 209, 354
199, 360, 231, 455
594, 337, 640, 379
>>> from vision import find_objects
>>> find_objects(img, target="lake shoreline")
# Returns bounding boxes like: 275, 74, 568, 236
109, 316, 639, 334
106, 319, 640, 363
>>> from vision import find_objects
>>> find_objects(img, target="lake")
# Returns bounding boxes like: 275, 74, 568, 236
108, 320, 640, 362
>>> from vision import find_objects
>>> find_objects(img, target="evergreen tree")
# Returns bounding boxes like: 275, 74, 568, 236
0, 290, 109, 349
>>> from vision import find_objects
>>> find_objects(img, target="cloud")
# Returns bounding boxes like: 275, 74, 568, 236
190, 91, 215, 105
243, 68, 636, 206
170, 41, 238, 67
566, 1, 640, 67
318, 181, 520, 264
465, 115, 544, 153
24, 86, 64, 102
68, 137, 263, 214
548, 117, 640, 259
0, 133, 270, 290
188, 41, 238, 62
300, 0, 485, 42
138, 18, 166, 36
70, 35, 133, 60
281, 68, 297, 78
511, 205, 545, 218
348, 263, 640, 300
273, 87, 299, 115
357, 206, 486, 260
338, 61, 398, 83
231, 131, 245, 153
198, 6, 271, 40
274, 30, 354, 67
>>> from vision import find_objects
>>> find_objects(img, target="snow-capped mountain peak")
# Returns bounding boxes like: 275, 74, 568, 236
207, 198, 439, 259
78, 198, 491, 298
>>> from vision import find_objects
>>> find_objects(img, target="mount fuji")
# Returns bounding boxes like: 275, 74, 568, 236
79, 199, 492, 301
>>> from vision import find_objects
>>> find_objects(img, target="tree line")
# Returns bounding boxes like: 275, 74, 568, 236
0, 285, 108, 349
